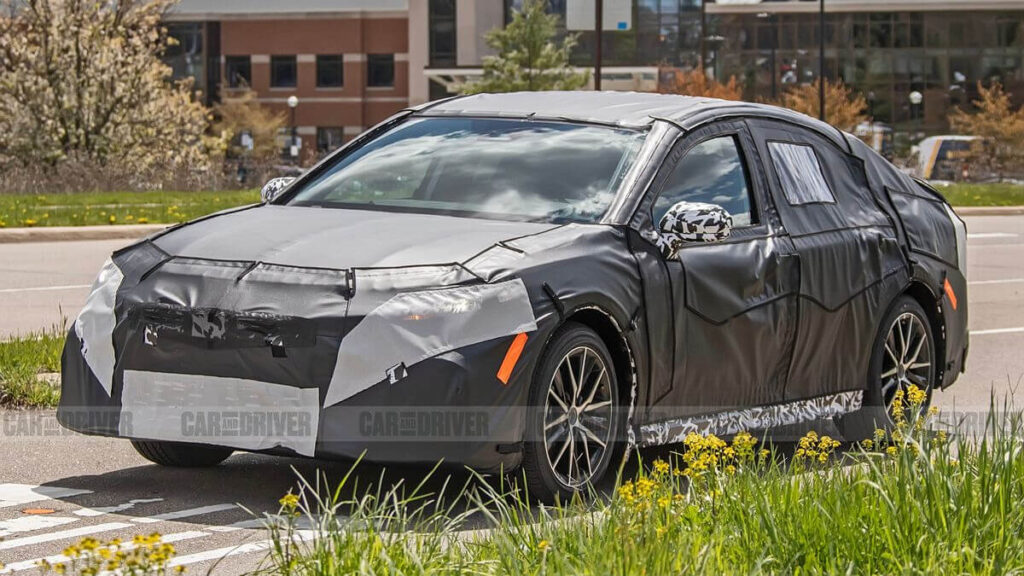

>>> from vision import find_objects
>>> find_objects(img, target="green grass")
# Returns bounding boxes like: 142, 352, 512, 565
0, 190, 259, 228
934, 183, 1024, 207
0, 326, 65, 407
260, 399, 1024, 576
0, 182, 1019, 229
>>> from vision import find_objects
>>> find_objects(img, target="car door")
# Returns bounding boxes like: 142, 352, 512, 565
636, 120, 801, 425
748, 120, 905, 402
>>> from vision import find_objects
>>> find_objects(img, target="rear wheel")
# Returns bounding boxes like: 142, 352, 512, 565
521, 323, 621, 503
836, 295, 936, 441
131, 439, 233, 468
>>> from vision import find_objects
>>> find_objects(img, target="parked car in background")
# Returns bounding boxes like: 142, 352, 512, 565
914, 135, 983, 181
60, 92, 969, 502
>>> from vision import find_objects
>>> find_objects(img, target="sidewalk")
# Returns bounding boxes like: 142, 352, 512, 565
0, 224, 167, 243
953, 206, 1024, 216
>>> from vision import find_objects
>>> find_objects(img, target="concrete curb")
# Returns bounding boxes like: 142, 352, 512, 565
953, 206, 1024, 216
0, 224, 168, 244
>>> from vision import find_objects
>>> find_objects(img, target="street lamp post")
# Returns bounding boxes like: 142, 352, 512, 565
594, 0, 603, 90
909, 90, 923, 135
819, 0, 826, 122
287, 95, 299, 160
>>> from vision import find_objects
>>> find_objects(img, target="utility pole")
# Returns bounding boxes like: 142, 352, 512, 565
595, 0, 603, 90
819, 0, 826, 122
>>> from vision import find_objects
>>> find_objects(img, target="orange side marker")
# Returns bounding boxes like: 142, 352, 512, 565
497, 332, 529, 385
944, 278, 958, 311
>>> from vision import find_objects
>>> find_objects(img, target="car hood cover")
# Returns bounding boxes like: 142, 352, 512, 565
152, 205, 557, 269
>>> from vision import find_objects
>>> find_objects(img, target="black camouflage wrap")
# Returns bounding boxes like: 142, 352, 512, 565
59, 92, 968, 471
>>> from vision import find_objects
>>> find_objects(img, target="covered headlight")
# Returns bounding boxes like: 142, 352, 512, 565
74, 258, 124, 395
323, 279, 537, 407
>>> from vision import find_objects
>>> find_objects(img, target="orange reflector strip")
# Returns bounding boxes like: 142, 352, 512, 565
944, 278, 958, 311
497, 332, 529, 385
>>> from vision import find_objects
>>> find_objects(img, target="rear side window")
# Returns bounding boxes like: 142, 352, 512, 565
768, 142, 836, 205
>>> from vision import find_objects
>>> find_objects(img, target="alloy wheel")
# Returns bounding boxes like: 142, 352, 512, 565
543, 345, 614, 488
880, 311, 933, 415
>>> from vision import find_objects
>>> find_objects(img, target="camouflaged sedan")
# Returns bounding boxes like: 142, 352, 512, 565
60, 92, 969, 501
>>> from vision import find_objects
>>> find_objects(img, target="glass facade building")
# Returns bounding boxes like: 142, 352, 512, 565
709, 7, 1024, 131
491, 1, 1024, 132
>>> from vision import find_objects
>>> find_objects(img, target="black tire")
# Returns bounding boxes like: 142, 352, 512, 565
836, 295, 936, 442
521, 323, 622, 503
130, 439, 233, 468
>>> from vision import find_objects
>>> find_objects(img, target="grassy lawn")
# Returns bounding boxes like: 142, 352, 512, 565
936, 182, 1024, 207
0, 183, 1020, 230
0, 189, 258, 228
248, 396, 1024, 576
0, 326, 65, 408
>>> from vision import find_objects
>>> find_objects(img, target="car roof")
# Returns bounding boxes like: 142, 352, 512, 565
409, 91, 848, 147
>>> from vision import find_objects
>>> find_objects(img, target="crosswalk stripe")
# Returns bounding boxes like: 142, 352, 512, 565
131, 503, 238, 524
0, 522, 133, 551
0, 484, 91, 509
0, 531, 209, 573
165, 531, 314, 569
0, 516, 78, 538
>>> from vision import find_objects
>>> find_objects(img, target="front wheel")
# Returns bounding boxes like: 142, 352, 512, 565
521, 323, 622, 503
836, 295, 936, 441
131, 439, 234, 468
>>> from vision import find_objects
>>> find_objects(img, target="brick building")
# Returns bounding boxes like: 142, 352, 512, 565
164, 0, 410, 158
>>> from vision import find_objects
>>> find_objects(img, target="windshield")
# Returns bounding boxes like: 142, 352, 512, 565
284, 117, 646, 223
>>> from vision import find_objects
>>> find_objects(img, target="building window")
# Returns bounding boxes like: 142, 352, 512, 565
225, 55, 251, 88
164, 23, 205, 93
367, 54, 395, 87
317, 127, 344, 155
271, 55, 297, 88
429, 0, 457, 67
316, 55, 344, 88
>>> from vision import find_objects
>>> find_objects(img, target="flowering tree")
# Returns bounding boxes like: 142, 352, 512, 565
949, 82, 1024, 181
462, 0, 589, 94
0, 0, 209, 173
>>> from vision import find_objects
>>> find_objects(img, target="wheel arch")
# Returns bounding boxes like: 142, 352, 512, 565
561, 305, 640, 445
902, 280, 947, 385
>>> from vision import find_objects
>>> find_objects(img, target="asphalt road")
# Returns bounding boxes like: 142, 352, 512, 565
0, 214, 1021, 572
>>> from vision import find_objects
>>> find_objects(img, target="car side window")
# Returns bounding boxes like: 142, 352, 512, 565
767, 142, 836, 205
653, 135, 756, 228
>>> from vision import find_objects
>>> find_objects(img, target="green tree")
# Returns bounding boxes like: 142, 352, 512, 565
462, 0, 589, 94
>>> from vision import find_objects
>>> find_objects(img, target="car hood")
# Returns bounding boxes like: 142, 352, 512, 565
152, 205, 558, 269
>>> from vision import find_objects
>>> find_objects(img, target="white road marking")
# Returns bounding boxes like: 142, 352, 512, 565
74, 498, 163, 517
0, 284, 91, 294
0, 516, 77, 537
972, 327, 1024, 336
207, 518, 270, 532
165, 531, 315, 569
0, 530, 209, 573
969, 278, 1024, 286
967, 232, 1018, 239
0, 522, 133, 550
0, 484, 92, 509
131, 503, 238, 524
